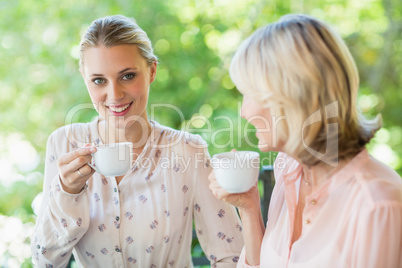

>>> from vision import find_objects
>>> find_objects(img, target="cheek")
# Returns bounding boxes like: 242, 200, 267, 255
86, 88, 105, 115
241, 104, 256, 121
88, 90, 101, 100
86, 84, 101, 99
253, 117, 271, 131
127, 81, 149, 97
133, 88, 147, 97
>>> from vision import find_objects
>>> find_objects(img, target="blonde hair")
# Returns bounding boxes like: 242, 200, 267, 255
230, 14, 381, 166
79, 15, 157, 68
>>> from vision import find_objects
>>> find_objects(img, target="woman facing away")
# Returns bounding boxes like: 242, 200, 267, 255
209, 14, 402, 267
31, 15, 243, 267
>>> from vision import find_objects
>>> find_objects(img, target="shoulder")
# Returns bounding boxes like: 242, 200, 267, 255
49, 122, 91, 139
152, 121, 208, 153
273, 152, 300, 181
356, 155, 402, 206
151, 121, 211, 175
47, 120, 98, 152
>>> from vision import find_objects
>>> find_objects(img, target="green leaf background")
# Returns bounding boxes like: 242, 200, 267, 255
0, 0, 401, 266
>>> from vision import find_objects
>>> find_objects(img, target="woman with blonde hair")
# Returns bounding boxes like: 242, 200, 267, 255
31, 15, 243, 267
209, 14, 402, 267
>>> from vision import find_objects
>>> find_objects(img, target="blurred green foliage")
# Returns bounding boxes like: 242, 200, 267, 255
0, 0, 401, 266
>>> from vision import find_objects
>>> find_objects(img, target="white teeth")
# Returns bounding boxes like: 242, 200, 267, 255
109, 103, 130, 113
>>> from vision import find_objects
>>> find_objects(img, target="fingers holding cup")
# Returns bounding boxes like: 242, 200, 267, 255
208, 150, 261, 209
76, 163, 95, 179
208, 171, 228, 200
58, 146, 96, 194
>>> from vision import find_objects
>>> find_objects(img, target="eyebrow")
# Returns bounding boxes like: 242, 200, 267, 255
89, 67, 138, 77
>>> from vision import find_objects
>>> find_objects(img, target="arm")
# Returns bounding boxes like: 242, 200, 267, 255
209, 176, 264, 267
31, 131, 92, 267
210, 152, 290, 267
237, 197, 265, 266
193, 148, 244, 267
352, 202, 402, 268
208, 152, 265, 268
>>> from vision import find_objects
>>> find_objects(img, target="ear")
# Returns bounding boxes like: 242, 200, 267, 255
149, 61, 157, 83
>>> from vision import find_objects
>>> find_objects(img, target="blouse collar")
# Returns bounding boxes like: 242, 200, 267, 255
282, 149, 370, 198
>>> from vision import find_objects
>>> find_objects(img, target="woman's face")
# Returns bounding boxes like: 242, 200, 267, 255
81, 45, 156, 130
241, 95, 284, 152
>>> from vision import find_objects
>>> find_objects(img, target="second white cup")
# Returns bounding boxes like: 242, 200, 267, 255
211, 151, 260, 193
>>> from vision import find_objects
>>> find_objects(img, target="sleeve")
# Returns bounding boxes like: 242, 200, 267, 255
352, 202, 402, 268
31, 130, 91, 267
192, 139, 244, 268
236, 247, 260, 268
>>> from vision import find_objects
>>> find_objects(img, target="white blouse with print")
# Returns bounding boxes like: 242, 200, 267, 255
31, 119, 244, 267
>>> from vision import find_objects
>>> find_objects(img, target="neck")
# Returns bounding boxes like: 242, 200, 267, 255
98, 113, 151, 149
301, 160, 347, 192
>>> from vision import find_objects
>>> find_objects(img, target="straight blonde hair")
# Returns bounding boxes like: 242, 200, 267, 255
230, 14, 381, 166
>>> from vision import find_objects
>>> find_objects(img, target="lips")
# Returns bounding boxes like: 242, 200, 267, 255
106, 102, 133, 116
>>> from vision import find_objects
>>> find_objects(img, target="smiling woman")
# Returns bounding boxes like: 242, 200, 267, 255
30, 15, 243, 267
81, 44, 155, 133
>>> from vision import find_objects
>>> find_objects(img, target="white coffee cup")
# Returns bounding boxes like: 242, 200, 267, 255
211, 151, 260, 193
88, 142, 133, 177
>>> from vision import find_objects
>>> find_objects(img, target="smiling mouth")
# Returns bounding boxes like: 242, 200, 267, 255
107, 102, 133, 113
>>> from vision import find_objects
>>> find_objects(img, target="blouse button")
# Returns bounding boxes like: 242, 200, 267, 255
115, 248, 121, 252
36, 244, 40, 249
114, 188, 117, 192
311, 200, 316, 205
305, 219, 311, 224
116, 216, 120, 221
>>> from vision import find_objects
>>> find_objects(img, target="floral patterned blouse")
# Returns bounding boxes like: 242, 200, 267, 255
31, 119, 244, 267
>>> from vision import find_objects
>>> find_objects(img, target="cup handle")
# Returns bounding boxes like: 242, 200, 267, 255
87, 153, 99, 173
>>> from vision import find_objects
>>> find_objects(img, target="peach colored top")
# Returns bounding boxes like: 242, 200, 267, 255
239, 149, 402, 268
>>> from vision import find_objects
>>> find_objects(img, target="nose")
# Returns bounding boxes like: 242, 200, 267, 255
107, 82, 124, 100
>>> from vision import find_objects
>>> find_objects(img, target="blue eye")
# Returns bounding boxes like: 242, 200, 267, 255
92, 78, 105, 85
122, 73, 135, 80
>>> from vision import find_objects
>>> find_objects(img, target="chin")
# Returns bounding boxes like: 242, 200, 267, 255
115, 120, 136, 130
258, 140, 282, 152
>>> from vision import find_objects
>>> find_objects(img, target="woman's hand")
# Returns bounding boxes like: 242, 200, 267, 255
208, 171, 261, 212
57, 146, 97, 194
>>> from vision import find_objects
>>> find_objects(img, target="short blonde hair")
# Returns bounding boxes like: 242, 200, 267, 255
79, 15, 157, 68
230, 14, 381, 166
